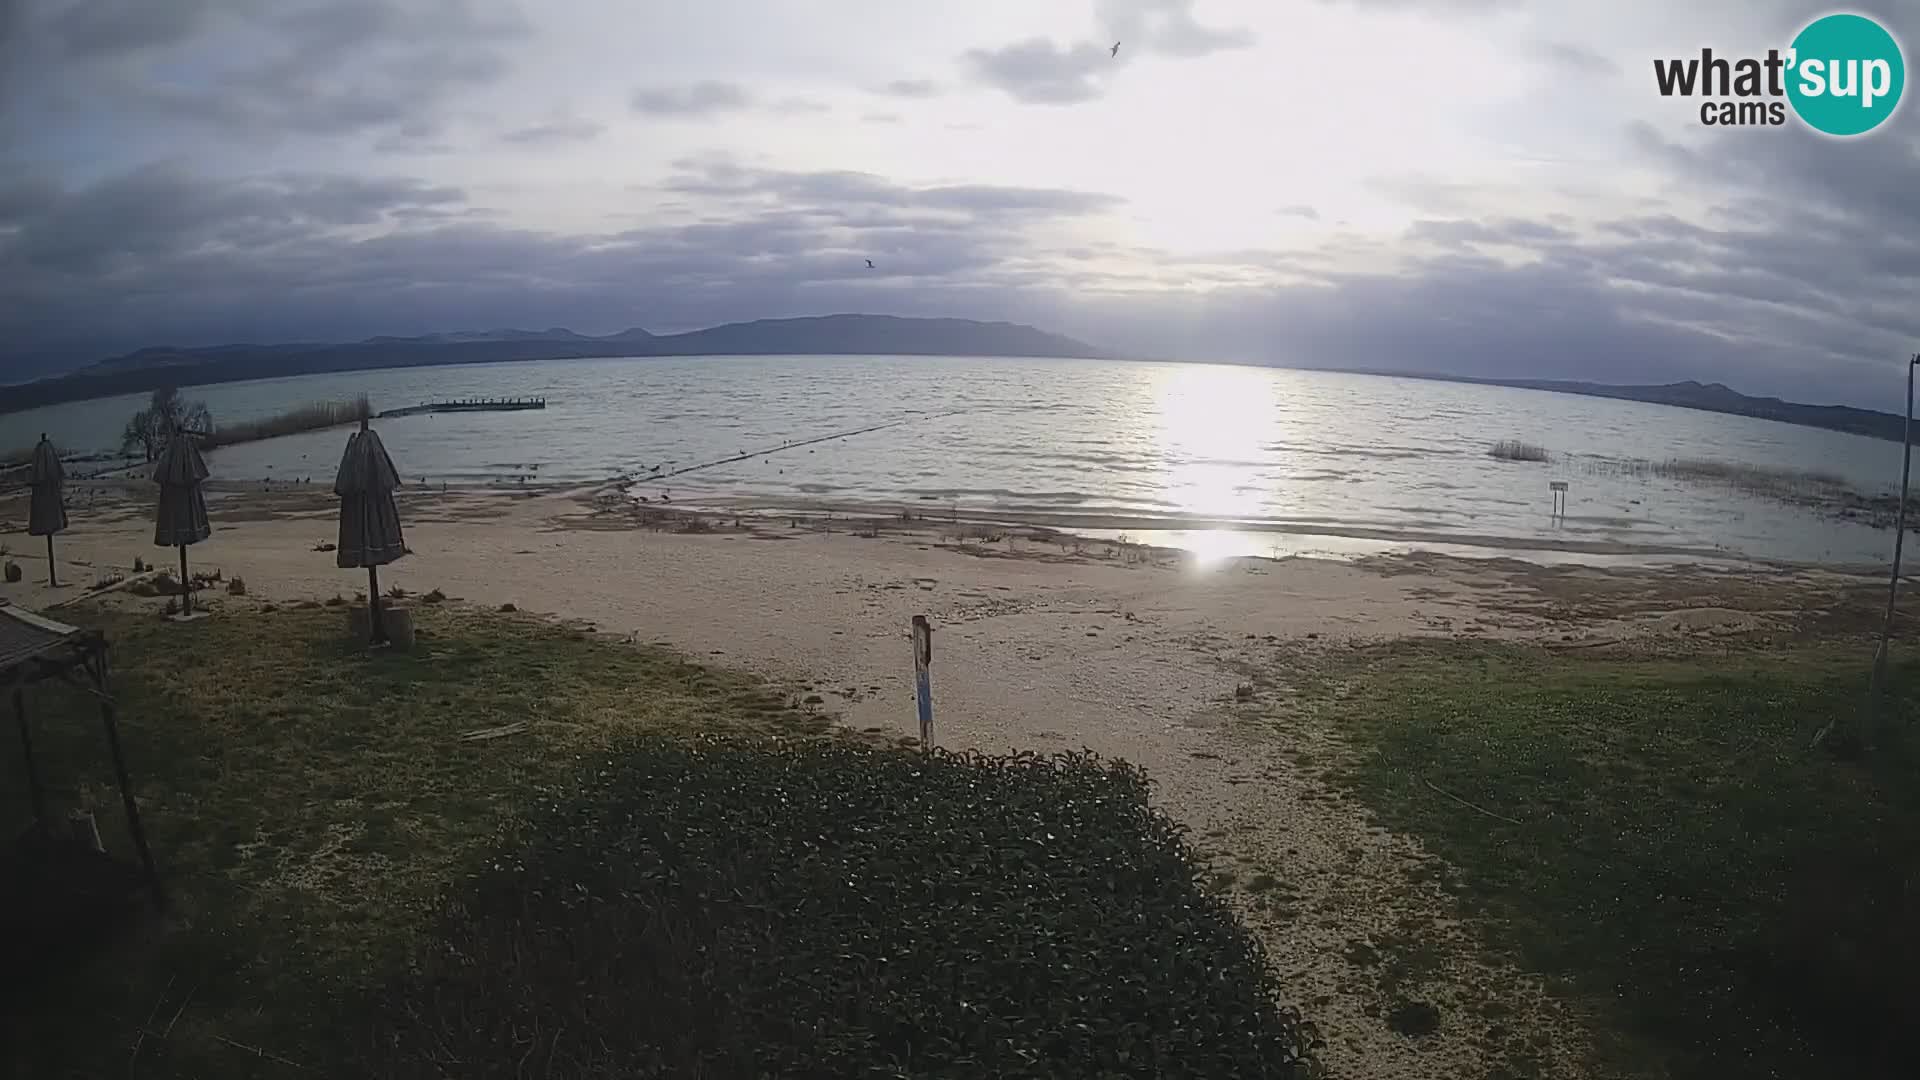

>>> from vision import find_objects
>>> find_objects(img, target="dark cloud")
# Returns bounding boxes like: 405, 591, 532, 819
500, 116, 604, 144
25, 1, 532, 140
878, 79, 941, 99
1407, 218, 1576, 248
630, 80, 753, 116
0, 168, 465, 277
965, 0, 1252, 105
0, 161, 1128, 368
964, 38, 1112, 105
372, 119, 453, 155
1535, 40, 1617, 76
41, 0, 233, 57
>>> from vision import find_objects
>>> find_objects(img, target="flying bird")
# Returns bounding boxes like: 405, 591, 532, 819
865, 258, 875, 269
1110, 41, 1120, 58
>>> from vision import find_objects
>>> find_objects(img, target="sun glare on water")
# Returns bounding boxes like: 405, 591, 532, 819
1152, 363, 1282, 522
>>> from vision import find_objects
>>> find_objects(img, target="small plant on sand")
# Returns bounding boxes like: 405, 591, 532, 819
228, 577, 248, 596
325, 594, 346, 608
387, 585, 408, 600
3, 560, 21, 584
1235, 683, 1256, 702
160, 598, 179, 617
1489, 440, 1549, 463
498, 602, 517, 612
132, 556, 146, 573
423, 588, 447, 604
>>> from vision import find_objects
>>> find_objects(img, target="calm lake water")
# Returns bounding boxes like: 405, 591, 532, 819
1, 354, 1903, 568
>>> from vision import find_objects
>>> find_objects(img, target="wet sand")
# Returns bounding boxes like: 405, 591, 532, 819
0, 481, 1885, 1078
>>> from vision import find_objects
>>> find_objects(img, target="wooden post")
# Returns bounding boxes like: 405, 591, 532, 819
911, 615, 934, 750
177, 545, 191, 616
1866, 353, 1920, 739
45, 534, 58, 587
89, 648, 163, 907
14, 687, 48, 844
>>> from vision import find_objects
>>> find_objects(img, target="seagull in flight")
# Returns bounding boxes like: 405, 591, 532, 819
1110, 40, 1120, 58
865, 258, 875, 269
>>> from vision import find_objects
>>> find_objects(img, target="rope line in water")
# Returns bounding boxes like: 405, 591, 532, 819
633, 409, 968, 485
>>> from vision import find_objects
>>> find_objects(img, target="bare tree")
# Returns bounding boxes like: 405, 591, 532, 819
121, 387, 213, 461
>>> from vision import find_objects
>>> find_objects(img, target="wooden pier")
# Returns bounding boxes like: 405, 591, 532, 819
376, 397, 546, 419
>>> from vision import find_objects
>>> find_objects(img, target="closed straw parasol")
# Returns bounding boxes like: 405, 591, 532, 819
152, 425, 212, 616
27, 434, 68, 586
334, 418, 406, 644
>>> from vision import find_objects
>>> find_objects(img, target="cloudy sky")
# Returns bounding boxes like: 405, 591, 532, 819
2, 0, 1917, 406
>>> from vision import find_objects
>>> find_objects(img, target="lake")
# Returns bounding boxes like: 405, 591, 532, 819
0, 354, 1901, 568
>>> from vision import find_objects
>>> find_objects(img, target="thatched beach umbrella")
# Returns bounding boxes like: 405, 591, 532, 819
27, 434, 68, 587
334, 418, 407, 644
152, 425, 212, 616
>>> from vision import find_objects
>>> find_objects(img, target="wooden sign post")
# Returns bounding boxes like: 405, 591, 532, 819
911, 615, 934, 750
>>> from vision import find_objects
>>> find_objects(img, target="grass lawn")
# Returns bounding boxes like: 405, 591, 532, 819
2, 604, 1315, 1078
1303, 640, 1920, 1080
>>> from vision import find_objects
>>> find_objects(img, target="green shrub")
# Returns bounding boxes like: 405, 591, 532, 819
365, 742, 1320, 1078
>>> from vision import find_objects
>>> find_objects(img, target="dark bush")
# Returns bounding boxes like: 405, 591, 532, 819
363, 742, 1319, 1078
228, 576, 247, 596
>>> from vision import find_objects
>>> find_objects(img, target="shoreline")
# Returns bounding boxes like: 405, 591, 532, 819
610, 486, 1863, 573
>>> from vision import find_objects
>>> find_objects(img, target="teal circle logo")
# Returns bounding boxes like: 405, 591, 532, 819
1787, 13, 1906, 136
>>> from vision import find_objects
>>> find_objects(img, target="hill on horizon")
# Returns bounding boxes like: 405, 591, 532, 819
1, 315, 1910, 445
2, 314, 1109, 414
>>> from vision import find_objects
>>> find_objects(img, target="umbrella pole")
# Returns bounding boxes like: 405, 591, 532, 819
46, 534, 58, 587
178, 545, 191, 616
367, 564, 387, 644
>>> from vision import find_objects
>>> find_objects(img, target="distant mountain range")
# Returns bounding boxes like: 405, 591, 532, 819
2, 316, 1907, 444
1344, 370, 1909, 443
1, 315, 1108, 414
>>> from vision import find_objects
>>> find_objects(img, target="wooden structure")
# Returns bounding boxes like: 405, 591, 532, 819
376, 397, 546, 419
1549, 480, 1568, 519
2, 601, 164, 914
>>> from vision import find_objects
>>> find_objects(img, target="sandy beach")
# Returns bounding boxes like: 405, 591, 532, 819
0, 480, 1888, 1078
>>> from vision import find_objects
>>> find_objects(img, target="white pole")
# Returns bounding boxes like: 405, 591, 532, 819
911, 615, 934, 750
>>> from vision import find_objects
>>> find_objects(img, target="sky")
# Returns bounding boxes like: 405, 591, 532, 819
2, 0, 1918, 407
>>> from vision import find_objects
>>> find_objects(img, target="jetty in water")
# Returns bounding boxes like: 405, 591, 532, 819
376, 397, 547, 419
